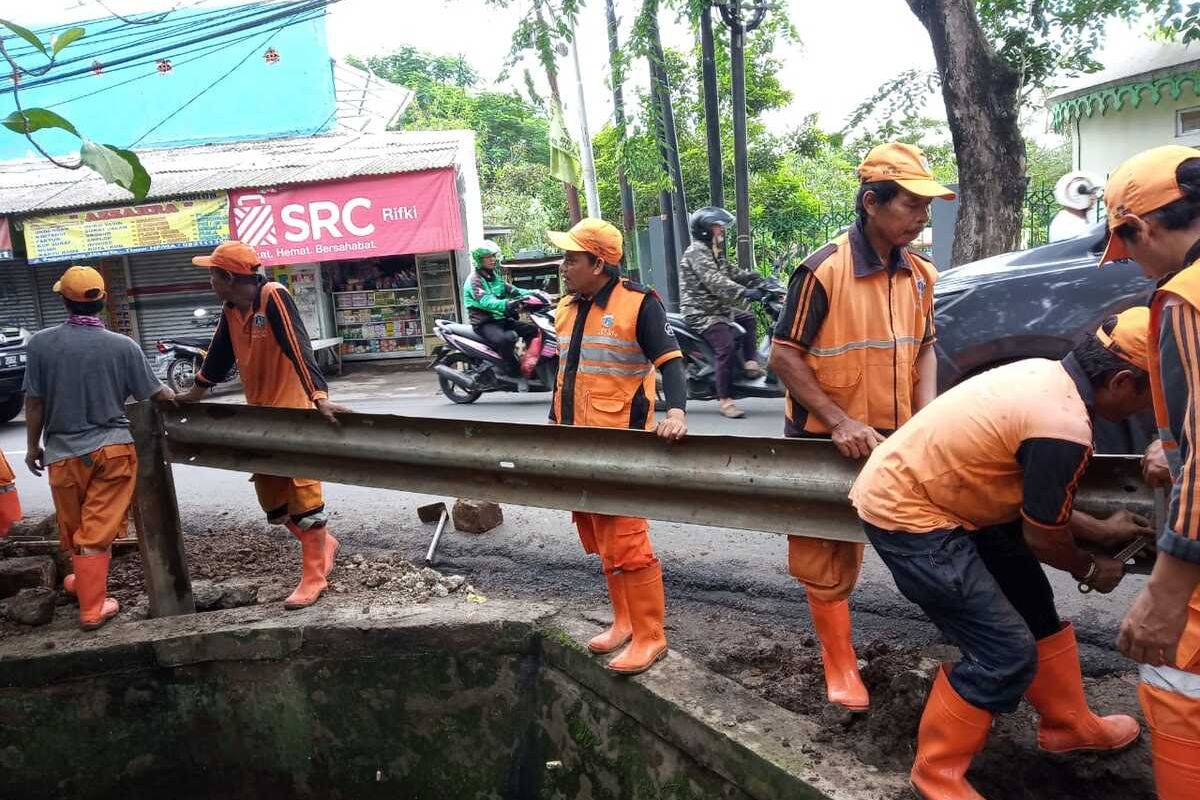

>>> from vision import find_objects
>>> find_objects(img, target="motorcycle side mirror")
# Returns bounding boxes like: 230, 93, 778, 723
193, 308, 209, 318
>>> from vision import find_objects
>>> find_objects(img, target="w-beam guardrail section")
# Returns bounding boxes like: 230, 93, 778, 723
127, 401, 1154, 619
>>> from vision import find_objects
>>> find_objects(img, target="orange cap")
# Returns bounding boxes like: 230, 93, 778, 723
546, 218, 623, 264
1097, 306, 1150, 371
857, 143, 956, 200
192, 241, 261, 275
1100, 145, 1200, 265
53, 266, 106, 302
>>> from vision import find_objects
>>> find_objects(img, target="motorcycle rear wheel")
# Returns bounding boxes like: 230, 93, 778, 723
438, 352, 483, 404
167, 357, 198, 394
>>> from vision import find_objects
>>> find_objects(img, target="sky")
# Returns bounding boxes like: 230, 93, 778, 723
3, 0, 1170, 147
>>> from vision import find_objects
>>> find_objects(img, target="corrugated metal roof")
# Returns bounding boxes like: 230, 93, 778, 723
0, 131, 465, 216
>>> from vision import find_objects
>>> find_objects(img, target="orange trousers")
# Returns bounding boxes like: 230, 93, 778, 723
48, 443, 136, 551
1139, 604, 1200, 800
0, 449, 19, 537
573, 512, 656, 573
251, 474, 326, 529
787, 535, 864, 602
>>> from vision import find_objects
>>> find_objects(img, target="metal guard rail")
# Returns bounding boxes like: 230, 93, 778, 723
127, 402, 1153, 617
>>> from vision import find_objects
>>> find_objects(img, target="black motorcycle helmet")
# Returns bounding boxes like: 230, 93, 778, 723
689, 206, 735, 244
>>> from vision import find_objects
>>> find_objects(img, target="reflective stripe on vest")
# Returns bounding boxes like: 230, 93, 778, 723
553, 282, 657, 430
789, 233, 937, 435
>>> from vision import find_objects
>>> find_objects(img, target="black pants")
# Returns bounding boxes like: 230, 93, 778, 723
864, 519, 1059, 712
702, 311, 759, 399
475, 318, 537, 369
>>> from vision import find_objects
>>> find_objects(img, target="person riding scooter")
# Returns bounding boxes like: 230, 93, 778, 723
464, 241, 536, 385
678, 206, 766, 419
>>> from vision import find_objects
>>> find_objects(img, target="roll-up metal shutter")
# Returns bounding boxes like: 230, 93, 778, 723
128, 248, 223, 353
32, 263, 68, 329
0, 261, 39, 330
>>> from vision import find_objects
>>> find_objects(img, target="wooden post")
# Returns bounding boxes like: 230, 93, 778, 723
128, 401, 195, 617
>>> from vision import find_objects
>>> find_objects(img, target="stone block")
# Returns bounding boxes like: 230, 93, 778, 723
214, 579, 259, 610
1, 588, 56, 626
0, 556, 56, 599
452, 499, 503, 534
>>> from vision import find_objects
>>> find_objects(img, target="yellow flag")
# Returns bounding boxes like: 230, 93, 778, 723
549, 99, 582, 188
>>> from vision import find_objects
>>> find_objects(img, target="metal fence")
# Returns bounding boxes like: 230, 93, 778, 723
755, 183, 1081, 271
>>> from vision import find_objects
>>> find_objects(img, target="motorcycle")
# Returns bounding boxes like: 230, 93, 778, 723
156, 308, 238, 393
666, 271, 789, 403
430, 291, 558, 404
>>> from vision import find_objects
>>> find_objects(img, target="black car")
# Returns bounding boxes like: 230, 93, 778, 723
933, 224, 1153, 452
0, 321, 29, 423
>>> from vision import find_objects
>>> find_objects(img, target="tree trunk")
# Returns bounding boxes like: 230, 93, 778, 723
906, 0, 1026, 266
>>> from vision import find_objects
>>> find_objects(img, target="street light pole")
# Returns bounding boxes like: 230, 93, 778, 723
717, 1, 767, 271
605, 0, 637, 268
700, 4, 723, 209
569, 30, 601, 217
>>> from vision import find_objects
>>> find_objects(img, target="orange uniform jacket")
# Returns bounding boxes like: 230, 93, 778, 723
772, 222, 937, 436
195, 281, 328, 409
1148, 259, 1200, 675
850, 357, 1095, 535
551, 277, 682, 430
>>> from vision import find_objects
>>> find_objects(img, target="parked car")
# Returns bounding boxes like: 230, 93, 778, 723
933, 223, 1154, 453
0, 321, 29, 423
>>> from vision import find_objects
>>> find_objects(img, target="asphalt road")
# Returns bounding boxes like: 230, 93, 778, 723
0, 367, 1145, 674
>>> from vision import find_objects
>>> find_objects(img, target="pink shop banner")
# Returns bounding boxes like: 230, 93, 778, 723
229, 169, 463, 266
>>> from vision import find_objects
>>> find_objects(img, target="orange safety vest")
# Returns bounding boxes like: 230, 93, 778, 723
224, 282, 316, 410
1148, 262, 1200, 674
787, 233, 936, 435
553, 281, 659, 430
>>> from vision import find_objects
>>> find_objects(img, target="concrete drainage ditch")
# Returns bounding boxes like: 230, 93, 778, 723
0, 600, 890, 800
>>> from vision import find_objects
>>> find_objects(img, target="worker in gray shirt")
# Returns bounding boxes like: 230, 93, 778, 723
23, 266, 174, 631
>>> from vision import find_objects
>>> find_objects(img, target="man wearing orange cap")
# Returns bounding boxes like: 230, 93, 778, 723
1101, 145, 1200, 799
23, 266, 174, 630
547, 217, 687, 675
179, 241, 348, 610
850, 309, 1155, 799
767, 142, 953, 711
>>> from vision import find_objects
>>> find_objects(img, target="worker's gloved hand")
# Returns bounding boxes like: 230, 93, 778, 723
504, 299, 524, 317
1142, 439, 1172, 489
741, 287, 765, 302
830, 417, 885, 459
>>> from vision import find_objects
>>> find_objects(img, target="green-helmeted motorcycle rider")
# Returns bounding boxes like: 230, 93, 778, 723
463, 241, 537, 377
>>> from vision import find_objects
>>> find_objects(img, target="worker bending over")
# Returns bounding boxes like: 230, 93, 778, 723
851, 308, 1154, 799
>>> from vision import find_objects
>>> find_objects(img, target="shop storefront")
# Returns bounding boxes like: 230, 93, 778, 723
229, 168, 465, 361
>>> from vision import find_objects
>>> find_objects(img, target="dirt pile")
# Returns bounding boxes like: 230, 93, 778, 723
709, 630, 1156, 800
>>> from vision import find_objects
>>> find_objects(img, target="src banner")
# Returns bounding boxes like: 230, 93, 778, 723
230, 169, 464, 266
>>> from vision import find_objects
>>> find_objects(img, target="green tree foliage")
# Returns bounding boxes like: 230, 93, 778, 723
0, 20, 149, 198
350, 46, 568, 253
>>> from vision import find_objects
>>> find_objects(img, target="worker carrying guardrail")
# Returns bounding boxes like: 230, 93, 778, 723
1102, 145, 1200, 800
849, 308, 1155, 799
768, 143, 954, 713
179, 242, 350, 611
22, 266, 176, 630
546, 218, 688, 675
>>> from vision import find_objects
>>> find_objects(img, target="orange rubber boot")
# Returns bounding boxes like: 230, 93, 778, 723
910, 667, 992, 800
286, 521, 338, 579
63, 573, 77, 597
1149, 730, 1200, 799
808, 596, 869, 711
607, 562, 668, 675
588, 571, 632, 654
1024, 623, 1140, 753
72, 551, 119, 631
283, 528, 329, 610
